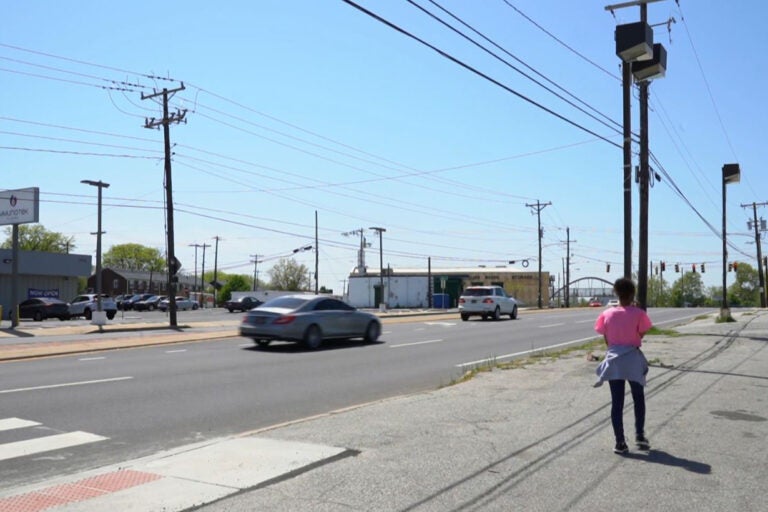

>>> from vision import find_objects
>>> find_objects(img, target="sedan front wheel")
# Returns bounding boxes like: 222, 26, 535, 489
364, 321, 381, 343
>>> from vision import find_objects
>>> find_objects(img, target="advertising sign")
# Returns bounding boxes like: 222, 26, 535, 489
0, 187, 40, 225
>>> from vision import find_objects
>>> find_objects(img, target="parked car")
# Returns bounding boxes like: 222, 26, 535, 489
158, 296, 199, 312
458, 285, 518, 321
68, 294, 117, 320
239, 295, 381, 350
19, 298, 71, 321
224, 296, 263, 313
122, 293, 154, 310
133, 295, 166, 311
588, 300, 603, 307
607, 299, 620, 307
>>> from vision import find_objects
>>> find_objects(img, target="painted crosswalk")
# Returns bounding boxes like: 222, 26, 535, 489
0, 417, 108, 462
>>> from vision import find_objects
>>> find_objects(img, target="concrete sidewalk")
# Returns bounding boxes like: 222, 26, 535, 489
1, 309, 766, 511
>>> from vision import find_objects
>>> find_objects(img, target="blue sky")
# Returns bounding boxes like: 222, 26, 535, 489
2, 0, 766, 294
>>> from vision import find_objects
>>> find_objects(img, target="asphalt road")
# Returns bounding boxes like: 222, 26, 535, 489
0, 307, 713, 492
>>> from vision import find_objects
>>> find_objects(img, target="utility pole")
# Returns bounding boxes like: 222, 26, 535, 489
212, 236, 220, 307
188, 243, 202, 299
142, 83, 187, 327
341, 228, 369, 274
250, 254, 262, 292
526, 200, 551, 309
742, 202, 767, 308
565, 227, 576, 308
199, 243, 210, 308
315, 210, 319, 294
636, 1, 651, 311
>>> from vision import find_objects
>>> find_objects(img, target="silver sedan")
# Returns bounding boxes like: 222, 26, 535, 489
239, 295, 381, 350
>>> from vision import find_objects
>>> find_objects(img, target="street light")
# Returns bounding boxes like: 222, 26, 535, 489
721, 164, 741, 320
81, 179, 110, 321
369, 227, 386, 309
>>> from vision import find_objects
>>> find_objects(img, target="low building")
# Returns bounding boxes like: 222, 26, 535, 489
347, 266, 550, 309
0, 249, 91, 318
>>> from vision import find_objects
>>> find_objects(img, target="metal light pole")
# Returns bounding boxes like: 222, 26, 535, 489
721, 164, 741, 319
369, 227, 386, 309
81, 180, 110, 317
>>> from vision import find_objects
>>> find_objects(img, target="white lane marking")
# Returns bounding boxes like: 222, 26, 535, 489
382, 331, 392, 335
0, 376, 133, 394
79, 356, 106, 361
239, 343, 252, 347
575, 319, 594, 324
0, 418, 41, 432
424, 322, 456, 327
165, 349, 187, 354
539, 323, 565, 328
414, 328, 425, 331
390, 339, 444, 348
456, 336, 596, 368
0, 431, 108, 462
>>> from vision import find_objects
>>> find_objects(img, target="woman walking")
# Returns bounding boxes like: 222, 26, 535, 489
594, 278, 653, 454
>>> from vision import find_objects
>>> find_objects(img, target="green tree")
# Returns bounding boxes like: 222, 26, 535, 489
268, 258, 310, 291
219, 274, 251, 303
670, 271, 705, 307
647, 274, 671, 307
1, 224, 75, 253
728, 262, 759, 306
103, 244, 164, 272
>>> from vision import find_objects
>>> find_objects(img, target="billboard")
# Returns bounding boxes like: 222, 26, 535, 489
0, 187, 40, 225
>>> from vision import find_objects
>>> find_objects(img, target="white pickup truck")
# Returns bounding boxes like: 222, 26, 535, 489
458, 286, 518, 321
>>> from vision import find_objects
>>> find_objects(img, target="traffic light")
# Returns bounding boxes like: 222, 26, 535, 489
763, 256, 767, 268
692, 264, 697, 273
606, 263, 611, 273
733, 261, 739, 271
660, 261, 666, 272
674, 263, 679, 273
701, 263, 705, 273
728, 262, 733, 272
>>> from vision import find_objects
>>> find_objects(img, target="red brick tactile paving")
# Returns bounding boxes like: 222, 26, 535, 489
0, 469, 162, 512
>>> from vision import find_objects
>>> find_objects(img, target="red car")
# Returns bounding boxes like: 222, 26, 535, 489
588, 300, 603, 307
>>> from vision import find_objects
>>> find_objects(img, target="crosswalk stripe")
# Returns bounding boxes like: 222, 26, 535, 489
0, 418, 41, 432
0, 431, 108, 461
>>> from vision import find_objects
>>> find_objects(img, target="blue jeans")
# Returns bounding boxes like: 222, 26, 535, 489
609, 379, 645, 442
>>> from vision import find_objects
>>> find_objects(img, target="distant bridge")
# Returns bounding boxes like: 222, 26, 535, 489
552, 276, 615, 305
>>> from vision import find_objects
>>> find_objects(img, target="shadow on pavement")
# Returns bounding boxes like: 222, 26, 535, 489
627, 449, 712, 474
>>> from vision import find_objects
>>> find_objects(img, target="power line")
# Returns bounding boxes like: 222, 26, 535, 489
341, 0, 622, 149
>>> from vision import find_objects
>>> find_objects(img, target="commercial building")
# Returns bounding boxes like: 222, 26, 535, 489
347, 266, 550, 309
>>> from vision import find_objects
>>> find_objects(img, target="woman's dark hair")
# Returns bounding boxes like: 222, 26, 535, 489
613, 278, 636, 304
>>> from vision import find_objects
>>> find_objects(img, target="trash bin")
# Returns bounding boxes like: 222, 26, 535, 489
433, 293, 450, 309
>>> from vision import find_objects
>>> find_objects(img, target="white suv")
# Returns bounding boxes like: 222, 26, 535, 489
68, 294, 117, 320
458, 286, 518, 321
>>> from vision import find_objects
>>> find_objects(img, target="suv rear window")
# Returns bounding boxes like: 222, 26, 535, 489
462, 288, 493, 297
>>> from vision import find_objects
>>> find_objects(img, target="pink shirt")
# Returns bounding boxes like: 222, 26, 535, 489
594, 305, 652, 347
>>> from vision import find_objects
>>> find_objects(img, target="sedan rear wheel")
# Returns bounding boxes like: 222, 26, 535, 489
460, 313, 469, 321
84, 309, 92, 320
33, 311, 43, 322
303, 324, 323, 350
510, 306, 518, 320
364, 321, 381, 343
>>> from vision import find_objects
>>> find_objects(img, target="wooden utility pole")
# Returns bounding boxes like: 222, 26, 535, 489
142, 83, 187, 326
741, 202, 767, 308
526, 200, 551, 308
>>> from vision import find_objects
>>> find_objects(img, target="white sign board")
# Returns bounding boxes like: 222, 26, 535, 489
0, 187, 40, 225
